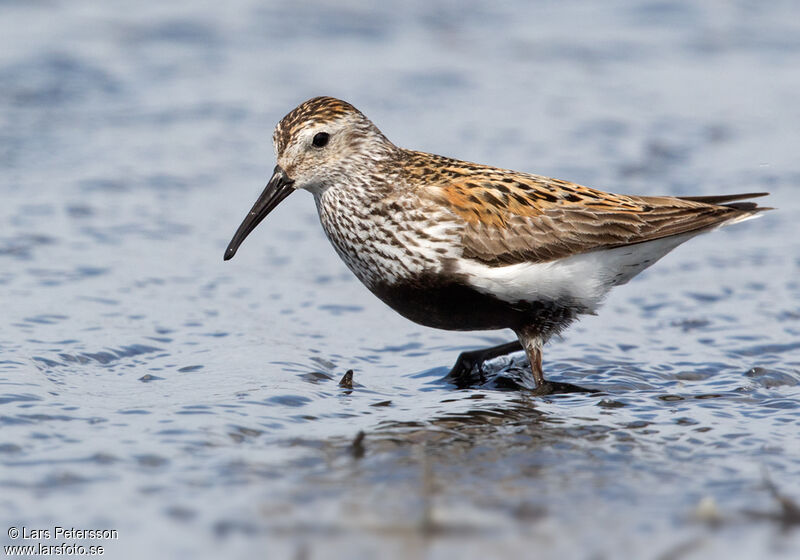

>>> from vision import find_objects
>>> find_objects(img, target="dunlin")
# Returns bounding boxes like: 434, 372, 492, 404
224, 96, 770, 394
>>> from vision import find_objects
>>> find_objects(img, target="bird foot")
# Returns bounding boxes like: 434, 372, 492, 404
444, 343, 598, 394
445, 341, 524, 389
445, 353, 486, 388
530, 381, 600, 396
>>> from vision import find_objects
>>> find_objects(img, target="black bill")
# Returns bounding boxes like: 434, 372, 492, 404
223, 165, 295, 261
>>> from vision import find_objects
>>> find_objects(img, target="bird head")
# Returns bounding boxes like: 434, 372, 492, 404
224, 96, 393, 261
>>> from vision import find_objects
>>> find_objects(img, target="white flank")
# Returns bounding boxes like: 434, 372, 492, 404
459, 231, 704, 311
459, 209, 764, 309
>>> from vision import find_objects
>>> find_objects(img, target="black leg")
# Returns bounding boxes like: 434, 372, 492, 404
446, 340, 523, 387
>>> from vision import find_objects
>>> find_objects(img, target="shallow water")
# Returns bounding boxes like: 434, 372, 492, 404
1, 1, 800, 558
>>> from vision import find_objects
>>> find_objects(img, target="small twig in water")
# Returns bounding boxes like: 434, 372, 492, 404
350, 430, 365, 459
339, 369, 354, 389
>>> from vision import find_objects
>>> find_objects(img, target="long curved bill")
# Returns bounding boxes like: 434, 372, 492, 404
223, 166, 295, 261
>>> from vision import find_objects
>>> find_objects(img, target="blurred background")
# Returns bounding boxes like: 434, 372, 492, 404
1, 1, 799, 558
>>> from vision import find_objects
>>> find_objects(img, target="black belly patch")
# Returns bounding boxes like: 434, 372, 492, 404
370, 275, 581, 336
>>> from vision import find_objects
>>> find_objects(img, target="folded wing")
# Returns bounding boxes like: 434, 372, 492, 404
424, 166, 769, 267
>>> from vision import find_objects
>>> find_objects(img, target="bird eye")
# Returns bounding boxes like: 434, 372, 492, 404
312, 132, 329, 148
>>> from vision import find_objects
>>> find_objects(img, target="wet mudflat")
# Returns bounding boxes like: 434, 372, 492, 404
1, 1, 799, 558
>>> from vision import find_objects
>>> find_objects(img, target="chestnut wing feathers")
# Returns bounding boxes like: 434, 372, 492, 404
422, 164, 768, 267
